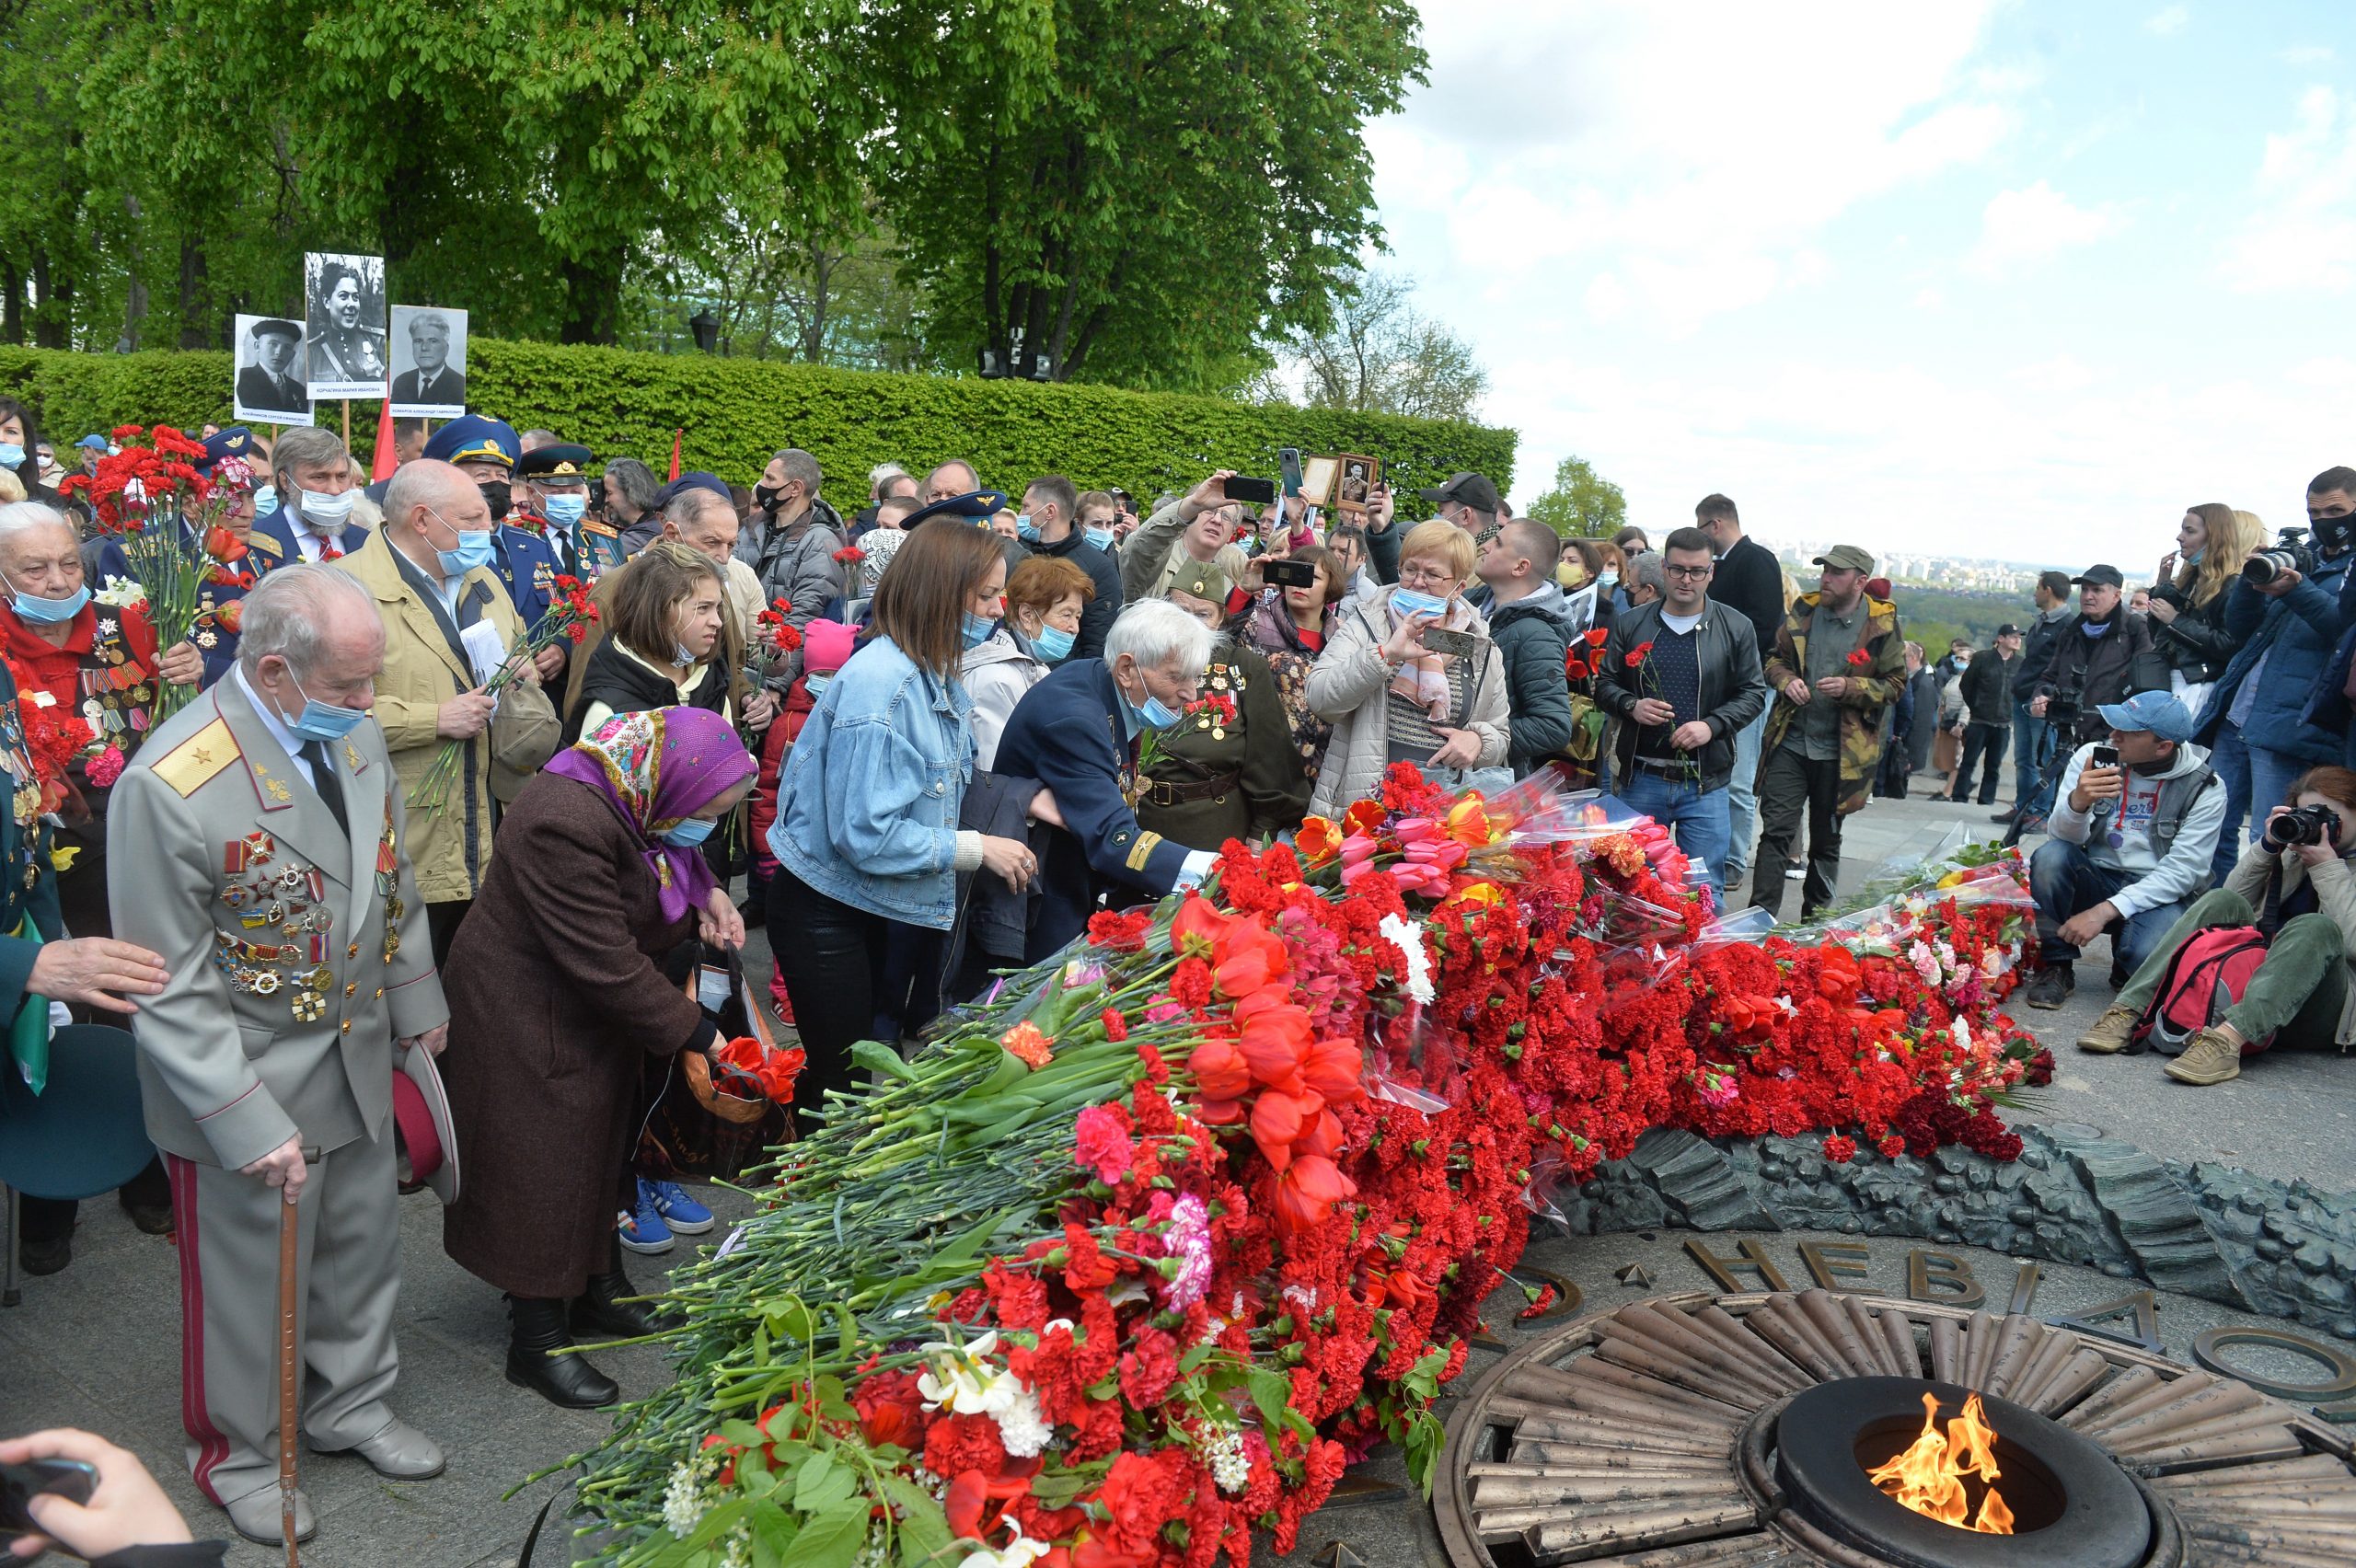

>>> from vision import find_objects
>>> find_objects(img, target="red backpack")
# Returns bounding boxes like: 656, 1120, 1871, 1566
2134, 925, 2271, 1055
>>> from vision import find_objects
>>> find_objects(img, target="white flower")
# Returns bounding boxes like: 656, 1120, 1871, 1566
1197, 1424, 1251, 1494
994, 1384, 1053, 1458
961, 1531, 1053, 1568
93, 576, 147, 608
661, 1458, 708, 1539
1379, 912, 1434, 1004
1952, 1015, 1972, 1055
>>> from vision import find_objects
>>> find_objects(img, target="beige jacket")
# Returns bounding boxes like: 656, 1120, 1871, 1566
335, 525, 559, 905
1304, 588, 1509, 817
2223, 842, 2356, 1047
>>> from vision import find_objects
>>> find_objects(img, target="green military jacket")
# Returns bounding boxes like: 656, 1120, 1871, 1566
1135, 642, 1310, 854
1759, 590, 1908, 817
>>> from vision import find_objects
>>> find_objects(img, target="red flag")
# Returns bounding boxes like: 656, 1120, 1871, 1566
371, 391, 398, 482
669, 428, 682, 482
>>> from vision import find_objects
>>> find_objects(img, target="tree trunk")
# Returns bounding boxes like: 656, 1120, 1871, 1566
176, 236, 211, 349
2, 261, 20, 346
802, 244, 837, 363
558, 249, 626, 344
30, 248, 66, 350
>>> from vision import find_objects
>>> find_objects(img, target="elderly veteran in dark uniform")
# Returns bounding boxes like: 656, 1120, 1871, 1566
421, 417, 568, 684
514, 443, 621, 579
236, 317, 307, 417
992, 598, 1220, 961
108, 564, 446, 1547
1136, 560, 1307, 852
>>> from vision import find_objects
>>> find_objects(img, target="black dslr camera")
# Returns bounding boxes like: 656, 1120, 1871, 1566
2043, 689, 2082, 733
2244, 527, 2316, 588
2264, 802, 2341, 850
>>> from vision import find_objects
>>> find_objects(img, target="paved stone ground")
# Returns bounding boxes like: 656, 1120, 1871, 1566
5, 780, 2350, 1563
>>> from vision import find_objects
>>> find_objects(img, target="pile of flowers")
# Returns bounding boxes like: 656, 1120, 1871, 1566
556, 766, 2047, 1566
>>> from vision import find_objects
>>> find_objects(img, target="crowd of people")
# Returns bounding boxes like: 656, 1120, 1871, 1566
0, 384, 2351, 1557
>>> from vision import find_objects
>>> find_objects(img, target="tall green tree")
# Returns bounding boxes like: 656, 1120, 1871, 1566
879, 0, 1426, 386
1524, 455, 1627, 538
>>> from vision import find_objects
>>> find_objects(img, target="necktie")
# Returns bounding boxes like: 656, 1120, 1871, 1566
301, 739, 350, 838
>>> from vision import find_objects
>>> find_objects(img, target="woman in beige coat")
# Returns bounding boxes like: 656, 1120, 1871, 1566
1305, 519, 1509, 816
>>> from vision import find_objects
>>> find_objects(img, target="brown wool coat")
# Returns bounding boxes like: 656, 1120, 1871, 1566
439, 771, 705, 1299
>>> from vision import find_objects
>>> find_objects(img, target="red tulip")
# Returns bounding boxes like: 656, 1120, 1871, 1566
1275, 1155, 1357, 1233
946, 1470, 989, 1539
1250, 1090, 1308, 1170
1189, 1038, 1252, 1101
1238, 1003, 1312, 1090
1296, 1106, 1345, 1160
1212, 924, 1288, 997
1171, 894, 1224, 958
1300, 1039, 1363, 1103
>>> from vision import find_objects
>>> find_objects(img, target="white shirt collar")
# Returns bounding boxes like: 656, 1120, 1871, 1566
234, 663, 315, 780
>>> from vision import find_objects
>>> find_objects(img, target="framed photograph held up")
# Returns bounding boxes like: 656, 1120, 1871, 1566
388, 306, 468, 417
303, 252, 389, 399
232, 315, 314, 427
1331, 455, 1380, 518
1299, 455, 1338, 508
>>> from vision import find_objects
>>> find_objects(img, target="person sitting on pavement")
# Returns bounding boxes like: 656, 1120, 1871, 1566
2077, 765, 2356, 1087
2021, 692, 2226, 1009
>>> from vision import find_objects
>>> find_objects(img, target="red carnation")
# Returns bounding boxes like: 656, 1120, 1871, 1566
1623, 640, 1655, 668
1845, 647, 1872, 668
833, 546, 865, 564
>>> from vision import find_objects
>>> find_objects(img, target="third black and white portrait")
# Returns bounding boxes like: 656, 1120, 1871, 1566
389, 306, 468, 417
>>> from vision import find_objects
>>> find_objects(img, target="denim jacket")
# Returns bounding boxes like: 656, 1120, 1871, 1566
768, 634, 975, 929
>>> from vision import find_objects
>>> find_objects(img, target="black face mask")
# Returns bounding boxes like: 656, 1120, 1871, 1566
754, 482, 782, 513
479, 480, 513, 524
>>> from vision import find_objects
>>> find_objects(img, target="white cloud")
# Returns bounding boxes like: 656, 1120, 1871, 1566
2145, 6, 2189, 37
2220, 87, 2356, 293
2281, 44, 2334, 65
1370, 2, 2015, 333
1962, 181, 2128, 277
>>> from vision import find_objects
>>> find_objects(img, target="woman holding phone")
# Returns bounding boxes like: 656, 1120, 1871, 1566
1305, 519, 1509, 814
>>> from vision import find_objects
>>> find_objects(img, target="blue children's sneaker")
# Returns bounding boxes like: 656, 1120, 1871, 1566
618, 1193, 674, 1255
641, 1177, 714, 1235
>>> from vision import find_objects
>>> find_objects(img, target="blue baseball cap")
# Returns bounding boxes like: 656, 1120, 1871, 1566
2096, 691, 2196, 744
74, 433, 108, 451
421, 414, 520, 471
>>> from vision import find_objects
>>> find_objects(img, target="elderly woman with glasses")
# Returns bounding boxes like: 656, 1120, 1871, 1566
1304, 518, 1511, 813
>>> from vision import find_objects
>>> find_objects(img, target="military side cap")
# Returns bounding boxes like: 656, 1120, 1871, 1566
657, 471, 732, 508
250, 318, 302, 342
516, 443, 595, 481
200, 426, 258, 471
1166, 560, 1231, 605
902, 489, 1008, 529
1813, 544, 1876, 574
422, 415, 521, 470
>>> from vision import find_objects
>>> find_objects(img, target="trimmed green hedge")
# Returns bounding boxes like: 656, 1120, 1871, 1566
0, 340, 1516, 512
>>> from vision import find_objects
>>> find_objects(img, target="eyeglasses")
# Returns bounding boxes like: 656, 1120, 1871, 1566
1664, 563, 1714, 580
1398, 564, 1458, 589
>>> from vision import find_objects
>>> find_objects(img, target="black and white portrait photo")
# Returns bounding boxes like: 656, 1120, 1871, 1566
1333, 453, 1380, 517
231, 314, 314, 427
389, 306, 468, 417
304, 251, 389, 398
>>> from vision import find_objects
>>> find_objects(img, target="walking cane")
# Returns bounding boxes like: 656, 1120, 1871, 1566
277, 1154, 311, 1567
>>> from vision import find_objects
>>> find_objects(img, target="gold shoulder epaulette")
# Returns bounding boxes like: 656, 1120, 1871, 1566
246, 532, 283, 558
151, 718, 241, 797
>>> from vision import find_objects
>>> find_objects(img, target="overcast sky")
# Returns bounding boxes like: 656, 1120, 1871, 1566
1366, 1, 2350, 570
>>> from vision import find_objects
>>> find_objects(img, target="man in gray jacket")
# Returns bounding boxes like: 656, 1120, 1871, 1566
1592, 527, 1769, 899
1472, 519, 1579, 776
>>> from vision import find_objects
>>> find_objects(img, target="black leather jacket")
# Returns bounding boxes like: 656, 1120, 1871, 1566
1594, 599, 1770, 791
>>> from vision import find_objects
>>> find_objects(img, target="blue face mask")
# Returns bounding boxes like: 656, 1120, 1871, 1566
254, 485, 281, 518
1135, 692, 1182, 731
1390, 587, 1447, 619
8, 580, 89, 625
1015, 513, 1041, 543
803, 673, 832, 701
2182, 547, 2203, 565
287, 675, 369, 743
543, 493, 587, 528
431, 511, 497, 577
660, 817, 717, 848
963, 611, 998, 650
1033, 623, 1076, 663
0, 444, 22, 470
1084, 525, 1115, 552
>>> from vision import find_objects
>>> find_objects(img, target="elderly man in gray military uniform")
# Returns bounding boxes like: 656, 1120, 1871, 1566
108, 564, 447, 1547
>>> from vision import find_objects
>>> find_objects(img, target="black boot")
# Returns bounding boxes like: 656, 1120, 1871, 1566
505, 1296, 618, 1409
572, 1262, 671, 1340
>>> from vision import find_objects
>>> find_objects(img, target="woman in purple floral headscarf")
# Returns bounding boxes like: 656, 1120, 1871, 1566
439, 709, 755, 1409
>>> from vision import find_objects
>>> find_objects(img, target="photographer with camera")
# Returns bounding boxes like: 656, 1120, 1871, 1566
2020, 692, 2224, 1009
2291, 468, 2356, 773
2016, 564, 2170, 832
2194, 469, 2356, 884
2076, 766, 2356, 1086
